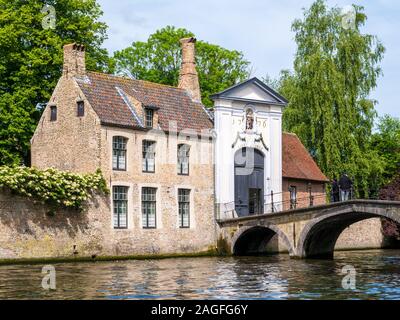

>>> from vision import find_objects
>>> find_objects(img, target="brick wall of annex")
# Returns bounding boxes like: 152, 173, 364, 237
282, 179, 326, 211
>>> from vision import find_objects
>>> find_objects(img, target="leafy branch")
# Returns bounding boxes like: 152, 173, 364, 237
0, 166, 109, 211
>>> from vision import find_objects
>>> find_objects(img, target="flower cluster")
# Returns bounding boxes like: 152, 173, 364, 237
0, 166, 109, 210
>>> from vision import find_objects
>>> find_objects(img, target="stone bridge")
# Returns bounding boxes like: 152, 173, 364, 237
217, 200, 400, 259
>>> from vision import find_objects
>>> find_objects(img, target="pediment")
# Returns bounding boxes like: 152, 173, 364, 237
211, 77, 288, 105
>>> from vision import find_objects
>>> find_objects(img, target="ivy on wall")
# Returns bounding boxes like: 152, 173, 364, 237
0, 166, 109, 211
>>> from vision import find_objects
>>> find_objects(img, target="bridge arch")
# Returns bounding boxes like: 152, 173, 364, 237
296, 203, 400, 259
232, 225, 294, 256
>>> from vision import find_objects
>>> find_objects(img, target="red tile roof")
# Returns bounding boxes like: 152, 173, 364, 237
76, 72, 213, 132
283, 133, 329, 182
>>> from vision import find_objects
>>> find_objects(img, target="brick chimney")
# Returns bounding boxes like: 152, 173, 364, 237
63, 43, 86, 77
178, 37, 201, 102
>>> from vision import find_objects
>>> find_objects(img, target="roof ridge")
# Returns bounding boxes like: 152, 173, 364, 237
210, 77, 288, 104
86, 71, 186, 91
283, 132, 298, 136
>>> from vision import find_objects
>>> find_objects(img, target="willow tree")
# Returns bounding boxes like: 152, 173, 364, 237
280, 0, 385, 197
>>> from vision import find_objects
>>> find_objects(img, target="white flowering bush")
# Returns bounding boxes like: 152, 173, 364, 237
0, 166, 109, 211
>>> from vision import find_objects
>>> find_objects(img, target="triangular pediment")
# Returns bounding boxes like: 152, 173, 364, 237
210, 77, 288, 105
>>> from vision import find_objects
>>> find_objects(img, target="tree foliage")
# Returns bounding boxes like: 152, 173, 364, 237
277, 0, 386, 197
0, 0, 109, 166
113, 26, 251, 107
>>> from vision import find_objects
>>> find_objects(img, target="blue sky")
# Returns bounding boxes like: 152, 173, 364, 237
97, 0, 399, 118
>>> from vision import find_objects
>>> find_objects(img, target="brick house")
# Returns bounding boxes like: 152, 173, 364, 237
282, 133, 328, 211
31, 39, 328, 255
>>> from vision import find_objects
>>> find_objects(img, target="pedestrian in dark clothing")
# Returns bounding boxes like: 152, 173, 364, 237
331, 179, 340, 203
339, 173, 353, 201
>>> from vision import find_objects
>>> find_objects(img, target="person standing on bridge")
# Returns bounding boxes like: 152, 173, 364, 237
331, 178, 340, 203
339, 173, 353, 201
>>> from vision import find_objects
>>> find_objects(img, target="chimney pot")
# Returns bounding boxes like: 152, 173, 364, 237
63, 43, 86, 78
178, 38, 201, 102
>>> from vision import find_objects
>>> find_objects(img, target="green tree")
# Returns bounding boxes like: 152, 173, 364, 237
113, 26, 251, 107
0, 0, 110, 165
371, 115, 400, 182
278, 0, 385, 197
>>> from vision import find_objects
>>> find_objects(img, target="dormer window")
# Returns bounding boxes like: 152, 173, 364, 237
145, 108, 154, 128
77, 100, 85, 117
50, 106, 57, 122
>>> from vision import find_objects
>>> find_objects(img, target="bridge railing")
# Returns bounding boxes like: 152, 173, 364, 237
216, 186, 363, 220
265, 193, 329, 213
217, 191, 359, 220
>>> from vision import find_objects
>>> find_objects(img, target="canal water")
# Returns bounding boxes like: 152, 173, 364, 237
0, 250, 399, 300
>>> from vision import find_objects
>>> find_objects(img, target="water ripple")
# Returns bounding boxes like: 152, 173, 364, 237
0, 250, 399, 300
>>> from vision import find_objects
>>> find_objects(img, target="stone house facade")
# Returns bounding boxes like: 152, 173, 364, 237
31, 40, 216, 256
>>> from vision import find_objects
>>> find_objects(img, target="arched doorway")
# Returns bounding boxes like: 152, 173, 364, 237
234, 148, 265, 217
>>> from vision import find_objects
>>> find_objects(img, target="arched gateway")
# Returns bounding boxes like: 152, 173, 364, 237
234, 148, 265, 217
213, 78, 287, 220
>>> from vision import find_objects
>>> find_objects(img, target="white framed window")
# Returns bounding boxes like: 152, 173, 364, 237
142, 187, 157, 228
113, 186, 128, 229
178, 189, 190, 228
113, 136, 127, 171
142, 140, 156, 173
177, 144, 190, 175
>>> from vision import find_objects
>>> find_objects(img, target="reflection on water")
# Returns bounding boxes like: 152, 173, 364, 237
0, 250, 399, 300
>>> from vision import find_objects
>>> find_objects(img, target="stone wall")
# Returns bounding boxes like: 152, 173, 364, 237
335, 218, 385, 250
0, 190, 217, 261
0, 189, 389, 261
